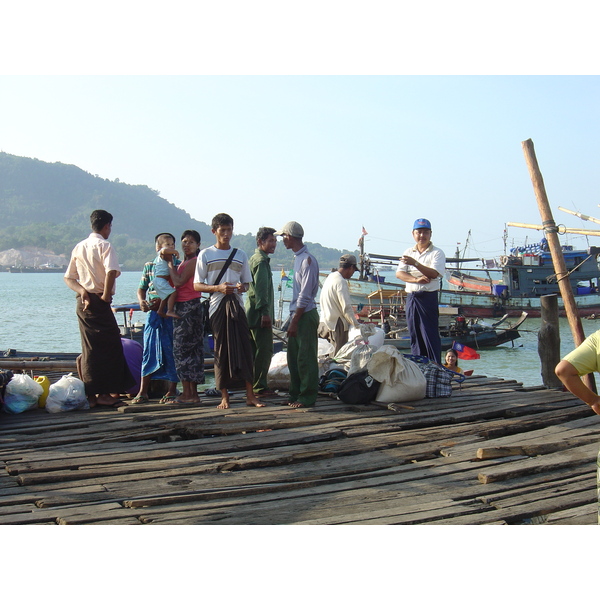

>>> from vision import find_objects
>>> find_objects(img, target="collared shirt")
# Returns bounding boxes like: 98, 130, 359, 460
194, 246, 251, 316
139, 255, 182, 301
319, 270, 359, 331
64, 232, 120, 294
396, 242, 446, 293
290, 244, 319, 313
245, 248, 274, 328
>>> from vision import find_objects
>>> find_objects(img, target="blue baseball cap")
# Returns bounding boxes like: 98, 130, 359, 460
413, 218, 431, 230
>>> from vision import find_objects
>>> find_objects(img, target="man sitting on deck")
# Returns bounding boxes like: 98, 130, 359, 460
555, 331, 600, 522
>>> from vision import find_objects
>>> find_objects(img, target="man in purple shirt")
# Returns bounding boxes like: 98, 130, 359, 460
275, 221, 320, 408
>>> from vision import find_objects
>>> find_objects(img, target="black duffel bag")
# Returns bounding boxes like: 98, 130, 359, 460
337, 369, 381, 405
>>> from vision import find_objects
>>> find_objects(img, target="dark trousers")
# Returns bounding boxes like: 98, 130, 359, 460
405, 291, 441, 364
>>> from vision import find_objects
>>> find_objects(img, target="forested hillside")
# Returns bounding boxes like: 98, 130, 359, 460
0, 152, 351, 270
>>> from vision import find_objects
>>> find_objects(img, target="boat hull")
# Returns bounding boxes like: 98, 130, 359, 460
386, 327, 521, 351
331, 274, 600, 319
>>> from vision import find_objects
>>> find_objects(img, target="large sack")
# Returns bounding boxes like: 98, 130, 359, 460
367, 345, 426, 404
267, 340, 334, 390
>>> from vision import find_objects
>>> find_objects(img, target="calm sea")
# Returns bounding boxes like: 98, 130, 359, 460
2, 271, 599, 388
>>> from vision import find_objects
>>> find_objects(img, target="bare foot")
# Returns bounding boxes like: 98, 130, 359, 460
246, 397, 266, 407
288, 401, 306, 408
87, 395, 97, 408
166, 311, 180, 319
217, 398, 230, 409
96, 394, 126, 408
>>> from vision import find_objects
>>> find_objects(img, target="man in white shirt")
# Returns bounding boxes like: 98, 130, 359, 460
64, 209, 134, 407
396, 218, 446, 363
319, 253, 360, 354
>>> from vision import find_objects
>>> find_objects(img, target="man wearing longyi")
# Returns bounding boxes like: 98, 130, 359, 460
64, 210, 135, 407
396, 218, 446, 363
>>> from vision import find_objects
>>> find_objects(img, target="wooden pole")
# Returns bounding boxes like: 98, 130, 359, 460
538, 295, 562, 388
521, 138, 596, 392
506, 221, 600, 236
558, 206, 600, 226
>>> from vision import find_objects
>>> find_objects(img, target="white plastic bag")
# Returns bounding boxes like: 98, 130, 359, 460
46, 373, 89, 413
3, 374, 43, 414
367, 345, 426, 404
348, 324, 385, 350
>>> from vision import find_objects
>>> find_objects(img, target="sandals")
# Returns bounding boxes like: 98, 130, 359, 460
130, 395, 149, 404
159, 394, 178, 404
165, 398, 201, 405
204, 388, 221, 397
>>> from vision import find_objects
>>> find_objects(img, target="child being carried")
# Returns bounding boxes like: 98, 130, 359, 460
153, 234, 180, 319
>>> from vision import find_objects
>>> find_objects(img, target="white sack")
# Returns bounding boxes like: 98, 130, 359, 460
367, 345, 426, 404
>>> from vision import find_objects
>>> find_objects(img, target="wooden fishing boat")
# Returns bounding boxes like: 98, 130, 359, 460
330, 235, 600, 318
384, 311, 528, 351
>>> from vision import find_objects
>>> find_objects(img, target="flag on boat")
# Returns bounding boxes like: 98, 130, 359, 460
359, 226, 368, 246
286, 269, 294, 288
280, 268, 288, 280
452, 341, 480, 360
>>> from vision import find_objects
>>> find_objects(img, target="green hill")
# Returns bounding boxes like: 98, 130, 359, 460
0, 152, 352, 271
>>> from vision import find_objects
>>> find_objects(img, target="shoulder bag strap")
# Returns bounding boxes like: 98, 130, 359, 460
209, 248, 238, 297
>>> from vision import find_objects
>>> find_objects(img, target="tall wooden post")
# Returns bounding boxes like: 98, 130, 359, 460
538, 294, 561, 388
522, 138, 596, 392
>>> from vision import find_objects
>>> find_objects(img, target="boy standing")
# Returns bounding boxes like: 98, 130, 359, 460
194, 213, 265, 409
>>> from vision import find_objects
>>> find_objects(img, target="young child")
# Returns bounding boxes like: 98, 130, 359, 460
153, 234, 180, 319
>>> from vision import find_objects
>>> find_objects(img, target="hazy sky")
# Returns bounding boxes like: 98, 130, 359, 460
1, 5, 598, 263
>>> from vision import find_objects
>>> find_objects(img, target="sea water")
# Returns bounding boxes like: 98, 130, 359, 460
2, 271, 600, 388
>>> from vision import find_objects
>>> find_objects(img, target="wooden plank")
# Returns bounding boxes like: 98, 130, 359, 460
477, 443, 599, 484
476, 435, 599, 459
543, 504, 597, 525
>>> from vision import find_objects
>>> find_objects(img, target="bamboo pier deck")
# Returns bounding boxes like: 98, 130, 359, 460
0, 374, 598, 525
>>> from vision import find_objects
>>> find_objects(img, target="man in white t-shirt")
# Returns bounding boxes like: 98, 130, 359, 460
319, 253, 360, 354
396, 218, 446, 363
194, 213, 266, 410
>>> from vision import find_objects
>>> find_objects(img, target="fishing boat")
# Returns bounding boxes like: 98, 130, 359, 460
9, 263, 65, 273
442, 240, 600, 318
328, 233, 600, 319
383, 311, 528, 351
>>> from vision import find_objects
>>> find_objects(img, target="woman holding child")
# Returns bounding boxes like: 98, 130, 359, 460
165, 230, 205, 404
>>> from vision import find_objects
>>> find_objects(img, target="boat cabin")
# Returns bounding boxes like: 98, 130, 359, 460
502, 248, 600, 298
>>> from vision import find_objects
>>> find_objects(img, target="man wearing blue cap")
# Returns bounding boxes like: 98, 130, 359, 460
396, 218, 446, 363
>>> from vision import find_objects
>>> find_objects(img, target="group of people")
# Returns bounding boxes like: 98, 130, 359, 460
64, 210, 324, 410
64, 211, 460, 409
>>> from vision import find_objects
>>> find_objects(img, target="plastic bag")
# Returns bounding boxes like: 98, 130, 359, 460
3, 374, 43, 414
46, 373, 89, 413
367, 346, 427, 404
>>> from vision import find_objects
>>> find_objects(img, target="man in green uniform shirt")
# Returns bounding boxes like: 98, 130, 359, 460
246, 227, 278, 398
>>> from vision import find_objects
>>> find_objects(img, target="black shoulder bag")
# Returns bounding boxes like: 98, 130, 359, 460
200, 248, 238, 335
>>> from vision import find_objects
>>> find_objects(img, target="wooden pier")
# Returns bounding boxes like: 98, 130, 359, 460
0, 374, 598, 525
